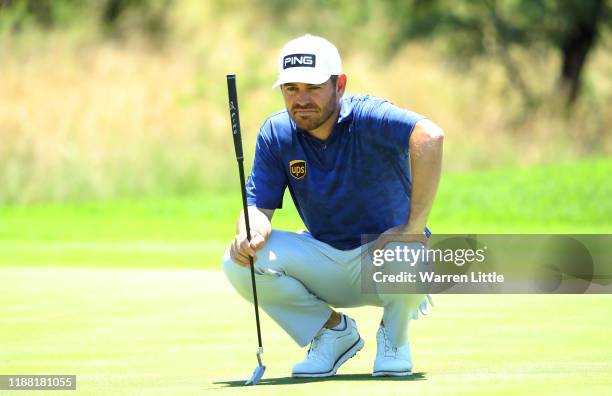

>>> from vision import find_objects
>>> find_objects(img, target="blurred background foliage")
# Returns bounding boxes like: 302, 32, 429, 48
0, 0, 610, 204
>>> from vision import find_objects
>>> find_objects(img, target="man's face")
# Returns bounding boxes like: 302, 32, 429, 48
280, 78, 340, 132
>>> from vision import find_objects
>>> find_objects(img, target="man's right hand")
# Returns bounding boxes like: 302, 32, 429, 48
229, 230, 267, 267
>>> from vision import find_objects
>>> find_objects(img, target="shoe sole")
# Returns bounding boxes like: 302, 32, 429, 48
372, 370, 412, 377
292, 337, 365, 378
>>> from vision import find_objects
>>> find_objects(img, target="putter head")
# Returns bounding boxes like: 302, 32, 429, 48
245, 365, 266, 386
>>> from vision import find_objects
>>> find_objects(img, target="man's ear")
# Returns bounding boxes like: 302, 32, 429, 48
337, 74, 347, 95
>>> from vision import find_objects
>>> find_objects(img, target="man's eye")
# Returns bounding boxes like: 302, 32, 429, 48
309, 86, 321, 90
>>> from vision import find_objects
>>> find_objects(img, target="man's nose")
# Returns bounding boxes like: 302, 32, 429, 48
294, 91, 312, 105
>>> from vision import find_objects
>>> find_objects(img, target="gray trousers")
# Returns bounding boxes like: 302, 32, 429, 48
222, 229, 428, 347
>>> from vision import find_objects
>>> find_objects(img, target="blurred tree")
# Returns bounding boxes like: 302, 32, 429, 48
101, 0, 171, 39
0, 0, 85, 31
385, 0, 610, 106
0, 0, 171, 39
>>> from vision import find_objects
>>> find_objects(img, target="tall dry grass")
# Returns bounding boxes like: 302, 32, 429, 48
0, 2, 610, 203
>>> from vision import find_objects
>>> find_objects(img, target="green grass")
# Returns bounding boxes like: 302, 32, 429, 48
1, 269, 610, 395
1, 158, 611, 394
1, 158, 610, 268
433, 157, 612, 232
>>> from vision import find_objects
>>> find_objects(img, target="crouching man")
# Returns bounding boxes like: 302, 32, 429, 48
222, 34, 444, 377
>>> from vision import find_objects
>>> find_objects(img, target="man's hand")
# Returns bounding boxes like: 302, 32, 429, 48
230, 206, 273, 267
371, 224, 428, 254
229, 230, 267, 267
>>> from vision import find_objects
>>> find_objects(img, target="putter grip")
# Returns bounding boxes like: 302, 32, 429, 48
226, 74, 244, 160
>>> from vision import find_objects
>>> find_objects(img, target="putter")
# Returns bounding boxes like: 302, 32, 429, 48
226, 74, 266, 386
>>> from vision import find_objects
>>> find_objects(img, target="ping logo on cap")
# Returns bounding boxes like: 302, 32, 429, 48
283, 54, 316, 69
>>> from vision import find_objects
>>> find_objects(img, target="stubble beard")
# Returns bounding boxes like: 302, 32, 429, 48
290, 90, 338, 132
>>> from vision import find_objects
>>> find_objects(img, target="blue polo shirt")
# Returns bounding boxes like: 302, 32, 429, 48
246, 94, 426, 250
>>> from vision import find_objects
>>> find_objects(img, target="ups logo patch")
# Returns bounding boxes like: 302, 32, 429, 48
289, 160, 307, 180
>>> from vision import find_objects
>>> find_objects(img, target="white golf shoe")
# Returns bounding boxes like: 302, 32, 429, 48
372, 325, 412, 376
292, 314, 364, 378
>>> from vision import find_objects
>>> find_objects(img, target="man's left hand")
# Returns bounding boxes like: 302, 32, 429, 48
371, 224, 428, 254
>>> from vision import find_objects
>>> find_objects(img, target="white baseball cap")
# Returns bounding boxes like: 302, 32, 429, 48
272, 34, 342, 88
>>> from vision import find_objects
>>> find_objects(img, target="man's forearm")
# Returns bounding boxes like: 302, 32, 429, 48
236, 206, 273, 240
406, 120, 444, 232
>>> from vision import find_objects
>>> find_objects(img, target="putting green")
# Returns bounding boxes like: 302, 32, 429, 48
2, 159, 611, 394
1, 268, 610, 395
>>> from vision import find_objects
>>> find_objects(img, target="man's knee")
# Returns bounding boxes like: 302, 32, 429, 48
221, 252, 255, 302
220, 230, 306, 302
221, 250, 281, 303
222, 251, 317, 307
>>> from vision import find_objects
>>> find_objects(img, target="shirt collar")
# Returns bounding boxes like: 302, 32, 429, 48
337, 95, 354, 124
